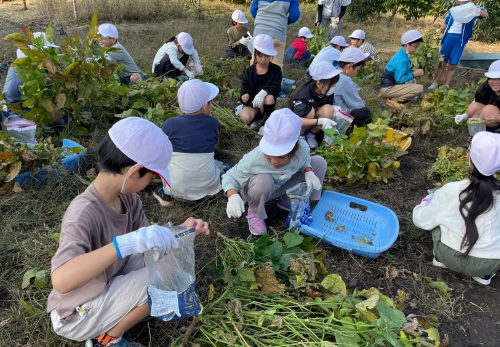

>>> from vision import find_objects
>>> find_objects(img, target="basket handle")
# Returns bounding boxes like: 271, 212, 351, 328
349, 201, 368, 212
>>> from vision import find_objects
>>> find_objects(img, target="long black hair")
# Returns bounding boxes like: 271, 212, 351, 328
458, 166, 500, 256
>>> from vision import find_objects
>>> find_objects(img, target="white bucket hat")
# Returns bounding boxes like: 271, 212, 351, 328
470, 132, 500, 176
177, 32, 195, 55
309, 61, 341, 81
298, 27, 314, 39
485, 60, 500, 79
330, 36, 349, 47
252, 34, 277, 56
339, 47, 370, 64
400, 29, 423, 45
178, 79, 219, 113
259, 109, 302, 156
98, 23, 119, 39
108, 117, 173, 186
231, 9, 248, 24
348, 29, 365, 40
16, 32, 59, 58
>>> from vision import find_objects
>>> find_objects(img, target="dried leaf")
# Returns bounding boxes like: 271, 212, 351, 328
355, 294, 380, 323
255, 263, 284, 293
42, 58, 57, 74
207, 283, 215, 301
321, 274, 347, 295
383, 266, 400, 279
5, 162, 22, 182
55, 93, 66, 109
419, 118, 432, 135
12, 182, 23, 193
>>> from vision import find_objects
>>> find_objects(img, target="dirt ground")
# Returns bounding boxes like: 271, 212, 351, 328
1, 1, 500, 346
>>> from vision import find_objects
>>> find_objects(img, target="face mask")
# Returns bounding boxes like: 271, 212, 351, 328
326, 85, 336, 96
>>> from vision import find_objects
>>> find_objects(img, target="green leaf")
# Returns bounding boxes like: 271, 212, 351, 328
376, 300, 406, 329
355, 294, 380, 323
265, 241, 283, 260
283, 232, 304, 249
424, 276, 449, 294
321, 274, 347, 295
20, 300, 39, 317
381, 330, 403, 347
34, 270, 47, 289
237, 268, 256, 282
22, 269, 37, 289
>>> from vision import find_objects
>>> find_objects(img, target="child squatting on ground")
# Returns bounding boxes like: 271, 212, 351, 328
153, 79, 222, 205
284, 27, 314, 65
97, 23, 145, 85
222, 108, 327, 235
347, 29, 379, 63
456, 60, 500, 133
428, 0, 488, 90
334, 47, 372, 126
413, 131, 500, 286
47, 117, 209, 346
290, 61, 340, 149
239, 34, 282, 131
225, 9, 252, 60
151, 32, 202, 80
379, 29, 425, 103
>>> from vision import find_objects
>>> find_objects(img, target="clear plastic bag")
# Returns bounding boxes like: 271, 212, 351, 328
285, 182, 313, 229
332, 107, 354, 135
4, 116, 37, 144
145, 225, 202, 321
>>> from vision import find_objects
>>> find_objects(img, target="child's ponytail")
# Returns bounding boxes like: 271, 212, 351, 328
459, 167, 500, 256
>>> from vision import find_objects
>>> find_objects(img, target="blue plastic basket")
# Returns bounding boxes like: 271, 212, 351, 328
300, 191, 399, 258
15, 138, 87, 185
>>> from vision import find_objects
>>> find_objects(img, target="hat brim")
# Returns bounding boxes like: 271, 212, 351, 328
236, 19, 249, 24
348, 35, 364, 40
254, 47, 277, 57
205, 82, 220, 102
180, 44, 194, 55
485, 71, 500, 78
312, 68, 341, 81
304, 33, 314, 39
150, 168, 172, 188
259, 136, 297, 156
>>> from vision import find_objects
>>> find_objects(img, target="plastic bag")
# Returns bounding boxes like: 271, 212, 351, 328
4, 116, 37, 144
285, 182, 313, 229
332, 107, 354, 135
145, 225, 202, 321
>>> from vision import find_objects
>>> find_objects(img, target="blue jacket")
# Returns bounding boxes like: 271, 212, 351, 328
250, 0, 300, 42
443, 12, 480, 48
380, 48, 414, 87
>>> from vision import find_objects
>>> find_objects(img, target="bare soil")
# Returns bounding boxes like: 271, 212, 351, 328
1, 1, 499, 346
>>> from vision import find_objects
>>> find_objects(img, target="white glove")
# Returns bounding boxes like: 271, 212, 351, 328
226, 194, 245, 218
317, 118, 337, 130
113, 224, 179, 259
185, 69, 195, 79
454, 113, 468, 124
420, 192, 434, 206
305, 171, 322, 191
238, 37, 249, 46
252, 90, 268, 108
194, 63, 203, 75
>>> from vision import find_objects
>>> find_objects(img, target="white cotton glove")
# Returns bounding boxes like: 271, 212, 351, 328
252, 90, 268, 108
194, 63, 203, 75
239, 37, 249, 46
305, 171, 322, 191
454, 113, 468, 124
317, 118, 337, 130
226, 194, 245, 218
185, 69, 195, 79
113, 224, 179, 259
420, 192, 435, 206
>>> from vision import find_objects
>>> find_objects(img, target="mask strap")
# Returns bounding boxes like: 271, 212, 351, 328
120, 163, 141, 194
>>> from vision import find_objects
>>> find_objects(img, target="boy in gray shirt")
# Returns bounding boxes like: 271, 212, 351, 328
98, 23, 145, 84
334, 47, 372, 126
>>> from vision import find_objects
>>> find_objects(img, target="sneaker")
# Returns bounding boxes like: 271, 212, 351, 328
305, 132, 318, 149
90, 337, 144, 347
472, 273, 496, 286
152, 185, 174, 207
432, 257, 447, 269
276, 195, 291, 212
427, 82, 438, 90
246, 209, 267, 235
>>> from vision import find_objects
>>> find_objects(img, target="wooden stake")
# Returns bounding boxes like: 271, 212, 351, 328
72, 0, 77, 20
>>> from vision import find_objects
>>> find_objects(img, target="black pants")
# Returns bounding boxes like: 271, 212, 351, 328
153, 54, 189, 78
224, 46, 251, 60
350, 107, 372, 127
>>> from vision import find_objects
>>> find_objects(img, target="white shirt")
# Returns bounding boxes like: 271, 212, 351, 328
413, 180, 500, 259
448, 21, 463, 34
318, 0, 351, 18
151, 41, 201, 73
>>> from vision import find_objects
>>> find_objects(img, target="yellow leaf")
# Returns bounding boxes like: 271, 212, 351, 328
40, 99, 55, 114
55, 93, 66, 109
207, 284, 215, 301
42, 58, 57, 74
5, 162, 22, 182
